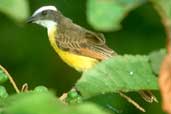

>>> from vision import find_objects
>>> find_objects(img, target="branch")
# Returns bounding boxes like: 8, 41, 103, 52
0, 65, 20, 93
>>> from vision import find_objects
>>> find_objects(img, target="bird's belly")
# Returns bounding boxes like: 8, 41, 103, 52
56, 49, 98, 72
48, 27, 99, 72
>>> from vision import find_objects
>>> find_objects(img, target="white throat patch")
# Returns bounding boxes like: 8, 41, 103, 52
35, 20, 57, 29
33, 6, 57, 16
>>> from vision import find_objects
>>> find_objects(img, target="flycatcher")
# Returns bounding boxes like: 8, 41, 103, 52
27, 6, 115, 72
27, 6, 157, 102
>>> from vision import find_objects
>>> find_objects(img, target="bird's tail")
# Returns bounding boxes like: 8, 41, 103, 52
139, 90, 158, 103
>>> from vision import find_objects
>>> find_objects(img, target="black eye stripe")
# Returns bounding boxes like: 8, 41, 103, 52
42, 11, 48, 15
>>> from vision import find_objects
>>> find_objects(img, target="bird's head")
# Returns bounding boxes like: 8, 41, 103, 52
27, 6, 60, 28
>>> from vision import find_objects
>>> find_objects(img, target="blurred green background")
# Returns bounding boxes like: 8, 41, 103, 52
0, 0, 166, 114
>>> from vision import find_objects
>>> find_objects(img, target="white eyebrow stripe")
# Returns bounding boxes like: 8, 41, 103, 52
33, 6, 57, 16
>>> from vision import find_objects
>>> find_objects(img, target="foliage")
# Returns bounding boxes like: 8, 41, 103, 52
0, 0, 29, 22
76, 55, 158, 97
1, 91, 111, 114
149, 49, 166, 75
87, 0, 147, 31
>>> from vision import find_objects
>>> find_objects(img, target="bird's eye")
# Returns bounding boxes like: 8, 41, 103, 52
42, 11, 47, 15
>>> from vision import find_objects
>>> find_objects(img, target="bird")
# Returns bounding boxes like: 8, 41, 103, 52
27, 5, 115, 72
27, 5, 157, 103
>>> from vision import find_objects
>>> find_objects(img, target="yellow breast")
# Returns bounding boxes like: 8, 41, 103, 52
47, 26, 99, 72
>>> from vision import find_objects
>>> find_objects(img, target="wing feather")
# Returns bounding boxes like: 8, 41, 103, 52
56, 23, 116, 60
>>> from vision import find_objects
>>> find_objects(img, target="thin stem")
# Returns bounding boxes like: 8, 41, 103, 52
0, 65, 20, 93
119, 92, 145, 112
162, 18, 171, 54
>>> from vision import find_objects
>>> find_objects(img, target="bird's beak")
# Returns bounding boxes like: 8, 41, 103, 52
27, 16, 36, 23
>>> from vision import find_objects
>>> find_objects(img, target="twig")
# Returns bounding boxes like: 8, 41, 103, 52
0, 65, 20, 93
59, 93, 68, 102
162, 18, 171, 54
119, 92, 145, 112
159, 55, 171, 114
153, 4, 171, 54
139, 90, 158, 103
153, 4, 171, 114
21, 83, 29, 92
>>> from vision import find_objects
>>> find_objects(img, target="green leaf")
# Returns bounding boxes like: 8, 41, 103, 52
0, 86, 8, 98
76, 55, 158, 97
87, 0, 146, 31
149, 49, 166, 75
0, 0, 29, 22
4, 92, 110, 114
34, 86, 49, 93
0, 67, 8, 84
66, 90, 83, 104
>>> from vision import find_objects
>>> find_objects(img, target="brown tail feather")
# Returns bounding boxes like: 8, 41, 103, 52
139, 90, 158, 103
